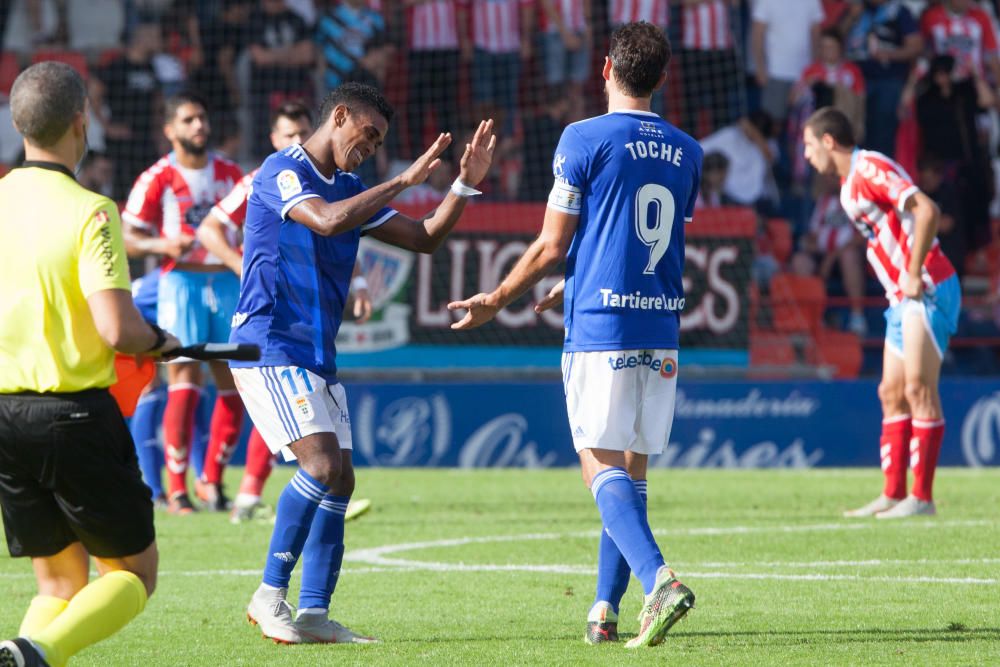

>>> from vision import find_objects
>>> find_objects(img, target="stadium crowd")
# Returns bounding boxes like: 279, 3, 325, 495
1, 0, 1000, 370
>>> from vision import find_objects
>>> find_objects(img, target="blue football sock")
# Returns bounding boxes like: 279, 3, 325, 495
190, 390, 212, 480
594, 479, 647, 613
299, 494, 350, 611
591, 468, 664, 595
262, 469, 329, 589
129, 386, 166, 498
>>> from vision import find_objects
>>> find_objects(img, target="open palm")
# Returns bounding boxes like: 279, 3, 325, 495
459, 119, 497, 187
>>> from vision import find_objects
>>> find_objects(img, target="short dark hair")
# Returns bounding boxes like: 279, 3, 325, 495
164, 90, 209, 122
271, 100, 313, 129
819, 27, 844, 47
10, 61, 87, 147
805, 106, 855, 147
318, 82, 394, 126
703, 151, 730, 172
608, 22, 671, 98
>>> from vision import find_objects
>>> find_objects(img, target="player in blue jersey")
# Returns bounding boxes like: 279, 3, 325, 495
229, 82, 497, 645
449, 22, 701, 648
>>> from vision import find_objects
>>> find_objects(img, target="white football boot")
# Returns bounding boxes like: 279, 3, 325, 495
295, 612, 378, 644
843, 494, 899, 518
247, 585, 302, 644
876, 495, 936, 519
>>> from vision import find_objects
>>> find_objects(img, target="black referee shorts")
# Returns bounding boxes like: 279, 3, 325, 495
0, 389, 155, 559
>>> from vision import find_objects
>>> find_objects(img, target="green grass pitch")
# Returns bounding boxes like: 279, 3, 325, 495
2, 467, 999, 666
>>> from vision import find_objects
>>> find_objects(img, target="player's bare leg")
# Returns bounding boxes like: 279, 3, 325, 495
17, 543, 90, 639
845, 343, 909, 517
163, 361, 203, 514
197, 361, 244, 511
878, 310, 943, 518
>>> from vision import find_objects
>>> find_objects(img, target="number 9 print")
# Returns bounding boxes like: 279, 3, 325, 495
634, 183, 676, 275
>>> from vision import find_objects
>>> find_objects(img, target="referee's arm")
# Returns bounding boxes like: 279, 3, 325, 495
88, 289, 175, 354
82, 205, 180, 355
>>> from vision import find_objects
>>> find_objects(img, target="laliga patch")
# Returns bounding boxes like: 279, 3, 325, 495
294, 396, 314, 420
276, 169, 303, 201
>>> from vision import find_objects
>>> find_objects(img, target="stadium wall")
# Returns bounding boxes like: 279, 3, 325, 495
228, 378, 1000, 469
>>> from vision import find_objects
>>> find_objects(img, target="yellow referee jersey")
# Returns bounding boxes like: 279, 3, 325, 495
0, 162, 131, 393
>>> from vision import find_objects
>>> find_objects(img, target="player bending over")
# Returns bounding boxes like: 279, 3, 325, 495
449, 22, 701, 648
229, 82, 496, 644
803, 107, 960, 518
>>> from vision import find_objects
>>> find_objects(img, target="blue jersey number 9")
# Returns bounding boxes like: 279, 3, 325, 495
634, 183, 676, 275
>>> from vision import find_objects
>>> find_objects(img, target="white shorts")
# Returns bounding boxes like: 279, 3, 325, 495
231, 366, 352, 462
562, 349, 678, 455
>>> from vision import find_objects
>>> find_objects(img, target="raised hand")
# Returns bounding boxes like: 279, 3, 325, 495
399, 132, 453, 188
448, 292, 500, 330
458, 119, 497, 188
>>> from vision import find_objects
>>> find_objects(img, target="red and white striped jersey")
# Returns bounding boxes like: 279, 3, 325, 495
799, 60, 865, 95
921, 5, 999, 80
681, 0, 733, 50
463, 0, 532, 53
211, 168, 257, 231
839, 149, 955, 305
609, 0, 668, 27
539, 0, 587, 33
409, 0, 461, 51
810, 193, 855, 252
123, 152, 242, 270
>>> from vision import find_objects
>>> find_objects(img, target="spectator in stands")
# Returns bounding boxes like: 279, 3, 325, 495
921, 0, 1000, 88
317, 0, 391, 92
77, 151, 115, 199
918, 154, 968, 279
695, 151, 738, 208
189, 0, 253, 135
248, 0, 315, 159
679, 0, 741, 138
404, 1, 467, 161
840, 0, 922, 157
468, 0, 533, 142
65, 0, 125, 51
608, 0, 669, 115
751, 0, 824, 125
915, 54, 995, 252
538, 0, 590, 122
795, 28, 867, 140
519, 90, 569, 201
316, 0, 393, 182
89, 21, 163, 200
699, 110, 778, 212
791, 172, 868, 335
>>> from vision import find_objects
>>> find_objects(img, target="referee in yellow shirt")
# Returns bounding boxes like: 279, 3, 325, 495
0, 62, 180, 667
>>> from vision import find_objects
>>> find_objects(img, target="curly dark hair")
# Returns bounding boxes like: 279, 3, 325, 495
319, 82, 395, 125
608, 22, 672, 98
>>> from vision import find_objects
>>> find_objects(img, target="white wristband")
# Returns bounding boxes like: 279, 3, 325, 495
351, 276, 369, 291
450, 177, 482, 198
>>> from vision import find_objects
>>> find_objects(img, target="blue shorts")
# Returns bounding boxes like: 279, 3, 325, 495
884, 274, 961, 359
131, 270, 160, 325
157, 270, 240, 347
